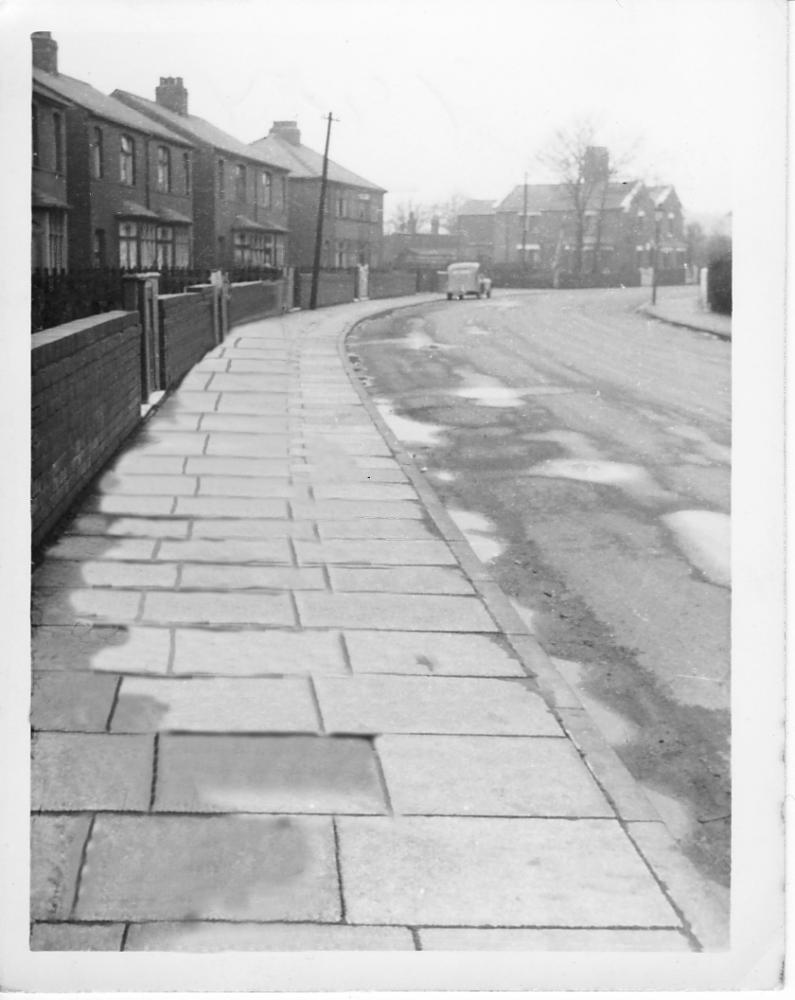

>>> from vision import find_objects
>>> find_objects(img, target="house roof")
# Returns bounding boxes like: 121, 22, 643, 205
249, 133, 385, 192
458, 199, 496, 217
232, 213, 288, 233
33, 69, 190, 145
497, 180, 641, 214
112, 89, 286, 170
115, 200, 159, 219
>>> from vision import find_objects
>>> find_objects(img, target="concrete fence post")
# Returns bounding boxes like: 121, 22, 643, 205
122, 272, 161, 402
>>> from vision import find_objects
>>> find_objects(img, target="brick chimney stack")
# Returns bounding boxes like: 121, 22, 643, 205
584, 146, 610, 184
32, 31, 58, 74
156, 76, 188, 116
269, 121, 301, 146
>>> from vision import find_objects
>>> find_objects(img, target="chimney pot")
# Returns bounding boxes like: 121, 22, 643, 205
32, 31, 58, 74
156, 75, 189, 115
270, 120, 301, 146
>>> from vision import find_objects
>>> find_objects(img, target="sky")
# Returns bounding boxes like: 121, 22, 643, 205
6, 0, 785, 225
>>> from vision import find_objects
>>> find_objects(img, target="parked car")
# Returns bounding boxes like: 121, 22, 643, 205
444, 261, 492, 300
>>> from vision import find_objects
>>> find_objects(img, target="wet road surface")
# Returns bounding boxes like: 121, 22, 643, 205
347, 286, 731, 887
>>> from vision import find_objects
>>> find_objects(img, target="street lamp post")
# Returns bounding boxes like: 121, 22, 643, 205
651, 207, 664, 306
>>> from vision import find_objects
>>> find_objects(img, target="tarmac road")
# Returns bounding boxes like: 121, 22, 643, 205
346, 286, 731, 888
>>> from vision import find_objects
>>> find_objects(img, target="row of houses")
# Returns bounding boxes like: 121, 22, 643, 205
31, 32, 386, 276
385, 151, 689, 284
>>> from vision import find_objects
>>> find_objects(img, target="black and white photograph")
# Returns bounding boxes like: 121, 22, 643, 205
0, 0, 787, 991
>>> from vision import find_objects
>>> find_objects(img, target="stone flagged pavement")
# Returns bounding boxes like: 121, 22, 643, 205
30, 297, 717, 952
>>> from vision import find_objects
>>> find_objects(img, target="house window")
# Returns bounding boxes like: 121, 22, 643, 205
140, 223, 157, 268
336, 196, 346, 219
90, 127, 103, 179
120, 135, 135, 185
335, 240, 346, 267
118, 221, 138, 268
175, 228, 191, 267
48, 211, 66, 269
52, 112, 64, 173
235, 164, 247, 201
32, 104, 39, 167
260, 170, 272, 207
93, 229, 106, 267
217, 159, 225, 199
156, 146, 171, 192
183, 152, 191, 195
156, 226, 174, 267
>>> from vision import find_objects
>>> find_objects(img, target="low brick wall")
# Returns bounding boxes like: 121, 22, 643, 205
296, 271, 356, 309
159, 290, 216, 390
32, 311, 141, 551
229, 280, 286, 326
368, 271, 417, 299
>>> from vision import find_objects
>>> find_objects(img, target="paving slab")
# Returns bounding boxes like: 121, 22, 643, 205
315, 676, 560, 735
343, 630, 525, 676
216, 394, 291, 414
141, 591, 295, 626
31, 922, 126, 951
32, 733, 154, 811
185, 456, 291, 477
156, 391, 219, 412
124, 922, 414, 951
376, 735, 612, 816
297, 592, 497, 632
197, 476, 295, 498
330, 566, 473, 595
32, 625, 171, 675
84, 495, 177, 516
31, 671, 119, 732
31, 814, 92, 920
296, 539, 456, 566
200, 415, 290, 434
180, 564, 325, 590
96, 473, 198, 496
33, 560, 178, 590
136, 431, 208, 455
32, 587, 142, 625
317, 519, 437, 540
190, 518, 314, 540
41, 535, 158, 561
337, 817, 680, 927
155, 734, 386, 813
311, 484, 416, 501
291, 500, 425, 520
65, 515, 191, 539
208, 374, 292, 392
173, 496, 289, 519
205, 433, 289, 457
417, 928, 690, 950
157, 538, 292, 563
110, 676, 318, 732
107, 455, 187, 475
74, 815, 340, 922
172, 628, 346, 676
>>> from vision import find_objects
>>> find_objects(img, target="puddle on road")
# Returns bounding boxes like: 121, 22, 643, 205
464, 322, 491, 337
447, 508, 506, 563
662, 509, 730, 588
552, 657, 640, 747
433, 470, 457, 483
667, 424, 731, 465
375, 400, 445, 447
454, 385, 527, 408
521, 429, 602, 459
526, 458, 660, 492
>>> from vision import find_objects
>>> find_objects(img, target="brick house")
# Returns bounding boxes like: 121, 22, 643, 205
32, 68, 72, 269
32, 33, 195, 271
648, 186, 688, 277
455, 200, 497, 265
113, 81, 290, 271
249, 121, 385, 269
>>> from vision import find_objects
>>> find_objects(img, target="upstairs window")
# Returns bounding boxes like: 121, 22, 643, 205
32, 104, 40, 167
260, 170, 272, 207
217, 159, 225, 200
183, 152, 191, 195
52, 112, 64, 174
120, 134, 135, 185
235, 163, 247, 201
90, 127, 103, 179
156, 146, 171, 192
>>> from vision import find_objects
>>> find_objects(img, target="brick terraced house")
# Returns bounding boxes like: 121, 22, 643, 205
32, 33, 195, 272
249, 121, 385, 269
114, 81, 290, 271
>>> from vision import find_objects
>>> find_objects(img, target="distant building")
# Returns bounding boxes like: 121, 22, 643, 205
114, 81, 290, 270
33, 32, 195, 271
249, 121, 385, 269
455, 200, 497, 264
648, 186, 688, 276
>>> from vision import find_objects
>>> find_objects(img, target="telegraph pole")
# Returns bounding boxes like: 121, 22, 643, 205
521, 172, 528, 270
310, 112, 337, 310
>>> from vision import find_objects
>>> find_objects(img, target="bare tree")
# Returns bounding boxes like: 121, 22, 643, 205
538, 121, 637, 278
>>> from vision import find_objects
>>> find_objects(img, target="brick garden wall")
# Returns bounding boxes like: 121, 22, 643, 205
228, 280, 286, 326
368, 270, 417, 299
31, 310, 141, 550
297, 270, 356, 309
158, 290, 216, 389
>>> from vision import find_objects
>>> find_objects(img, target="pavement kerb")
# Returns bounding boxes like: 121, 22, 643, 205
637, 304, 731, 342
336, 299, 729, 948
